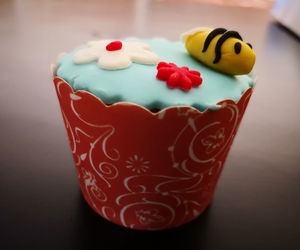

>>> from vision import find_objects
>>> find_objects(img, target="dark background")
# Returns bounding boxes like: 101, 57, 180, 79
0, 0, 299, 249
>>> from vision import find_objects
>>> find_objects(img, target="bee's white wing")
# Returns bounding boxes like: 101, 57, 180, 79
180, 27, 212, 42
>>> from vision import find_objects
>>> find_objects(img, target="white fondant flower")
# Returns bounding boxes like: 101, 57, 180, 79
72, 40, 159, 70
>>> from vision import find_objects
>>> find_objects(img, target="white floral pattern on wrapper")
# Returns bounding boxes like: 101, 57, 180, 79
72, 40, 160, 70
116, 161, 223, 230
125, 155, 150, 174
53, 77, 253, 230
201, 128, 225, 154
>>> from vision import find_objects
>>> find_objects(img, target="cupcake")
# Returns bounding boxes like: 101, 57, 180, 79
51, 27, 256, 230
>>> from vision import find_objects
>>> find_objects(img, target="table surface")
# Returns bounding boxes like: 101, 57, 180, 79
0, 0, 299, 249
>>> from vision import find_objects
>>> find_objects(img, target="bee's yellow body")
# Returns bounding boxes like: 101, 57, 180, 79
181, 28, 256, 75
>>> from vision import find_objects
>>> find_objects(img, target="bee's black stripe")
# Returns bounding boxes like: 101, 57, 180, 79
202, 28, 227, 52
213, 31, 243, 64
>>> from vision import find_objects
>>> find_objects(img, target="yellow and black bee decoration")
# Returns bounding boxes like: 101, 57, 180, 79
181, 27, 256, 75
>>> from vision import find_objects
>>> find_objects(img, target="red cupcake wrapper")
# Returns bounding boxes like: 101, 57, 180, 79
53, 77, 253, 230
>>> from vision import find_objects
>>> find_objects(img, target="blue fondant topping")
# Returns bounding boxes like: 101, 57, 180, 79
57, 39, 254, 111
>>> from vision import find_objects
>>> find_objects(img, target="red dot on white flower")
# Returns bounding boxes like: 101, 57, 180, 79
106, 41, 122, 51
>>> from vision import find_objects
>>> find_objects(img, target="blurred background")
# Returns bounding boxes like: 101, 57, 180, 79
0, 0, 299, 249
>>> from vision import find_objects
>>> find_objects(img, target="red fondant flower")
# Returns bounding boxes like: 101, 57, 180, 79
156, 62, 203, 91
